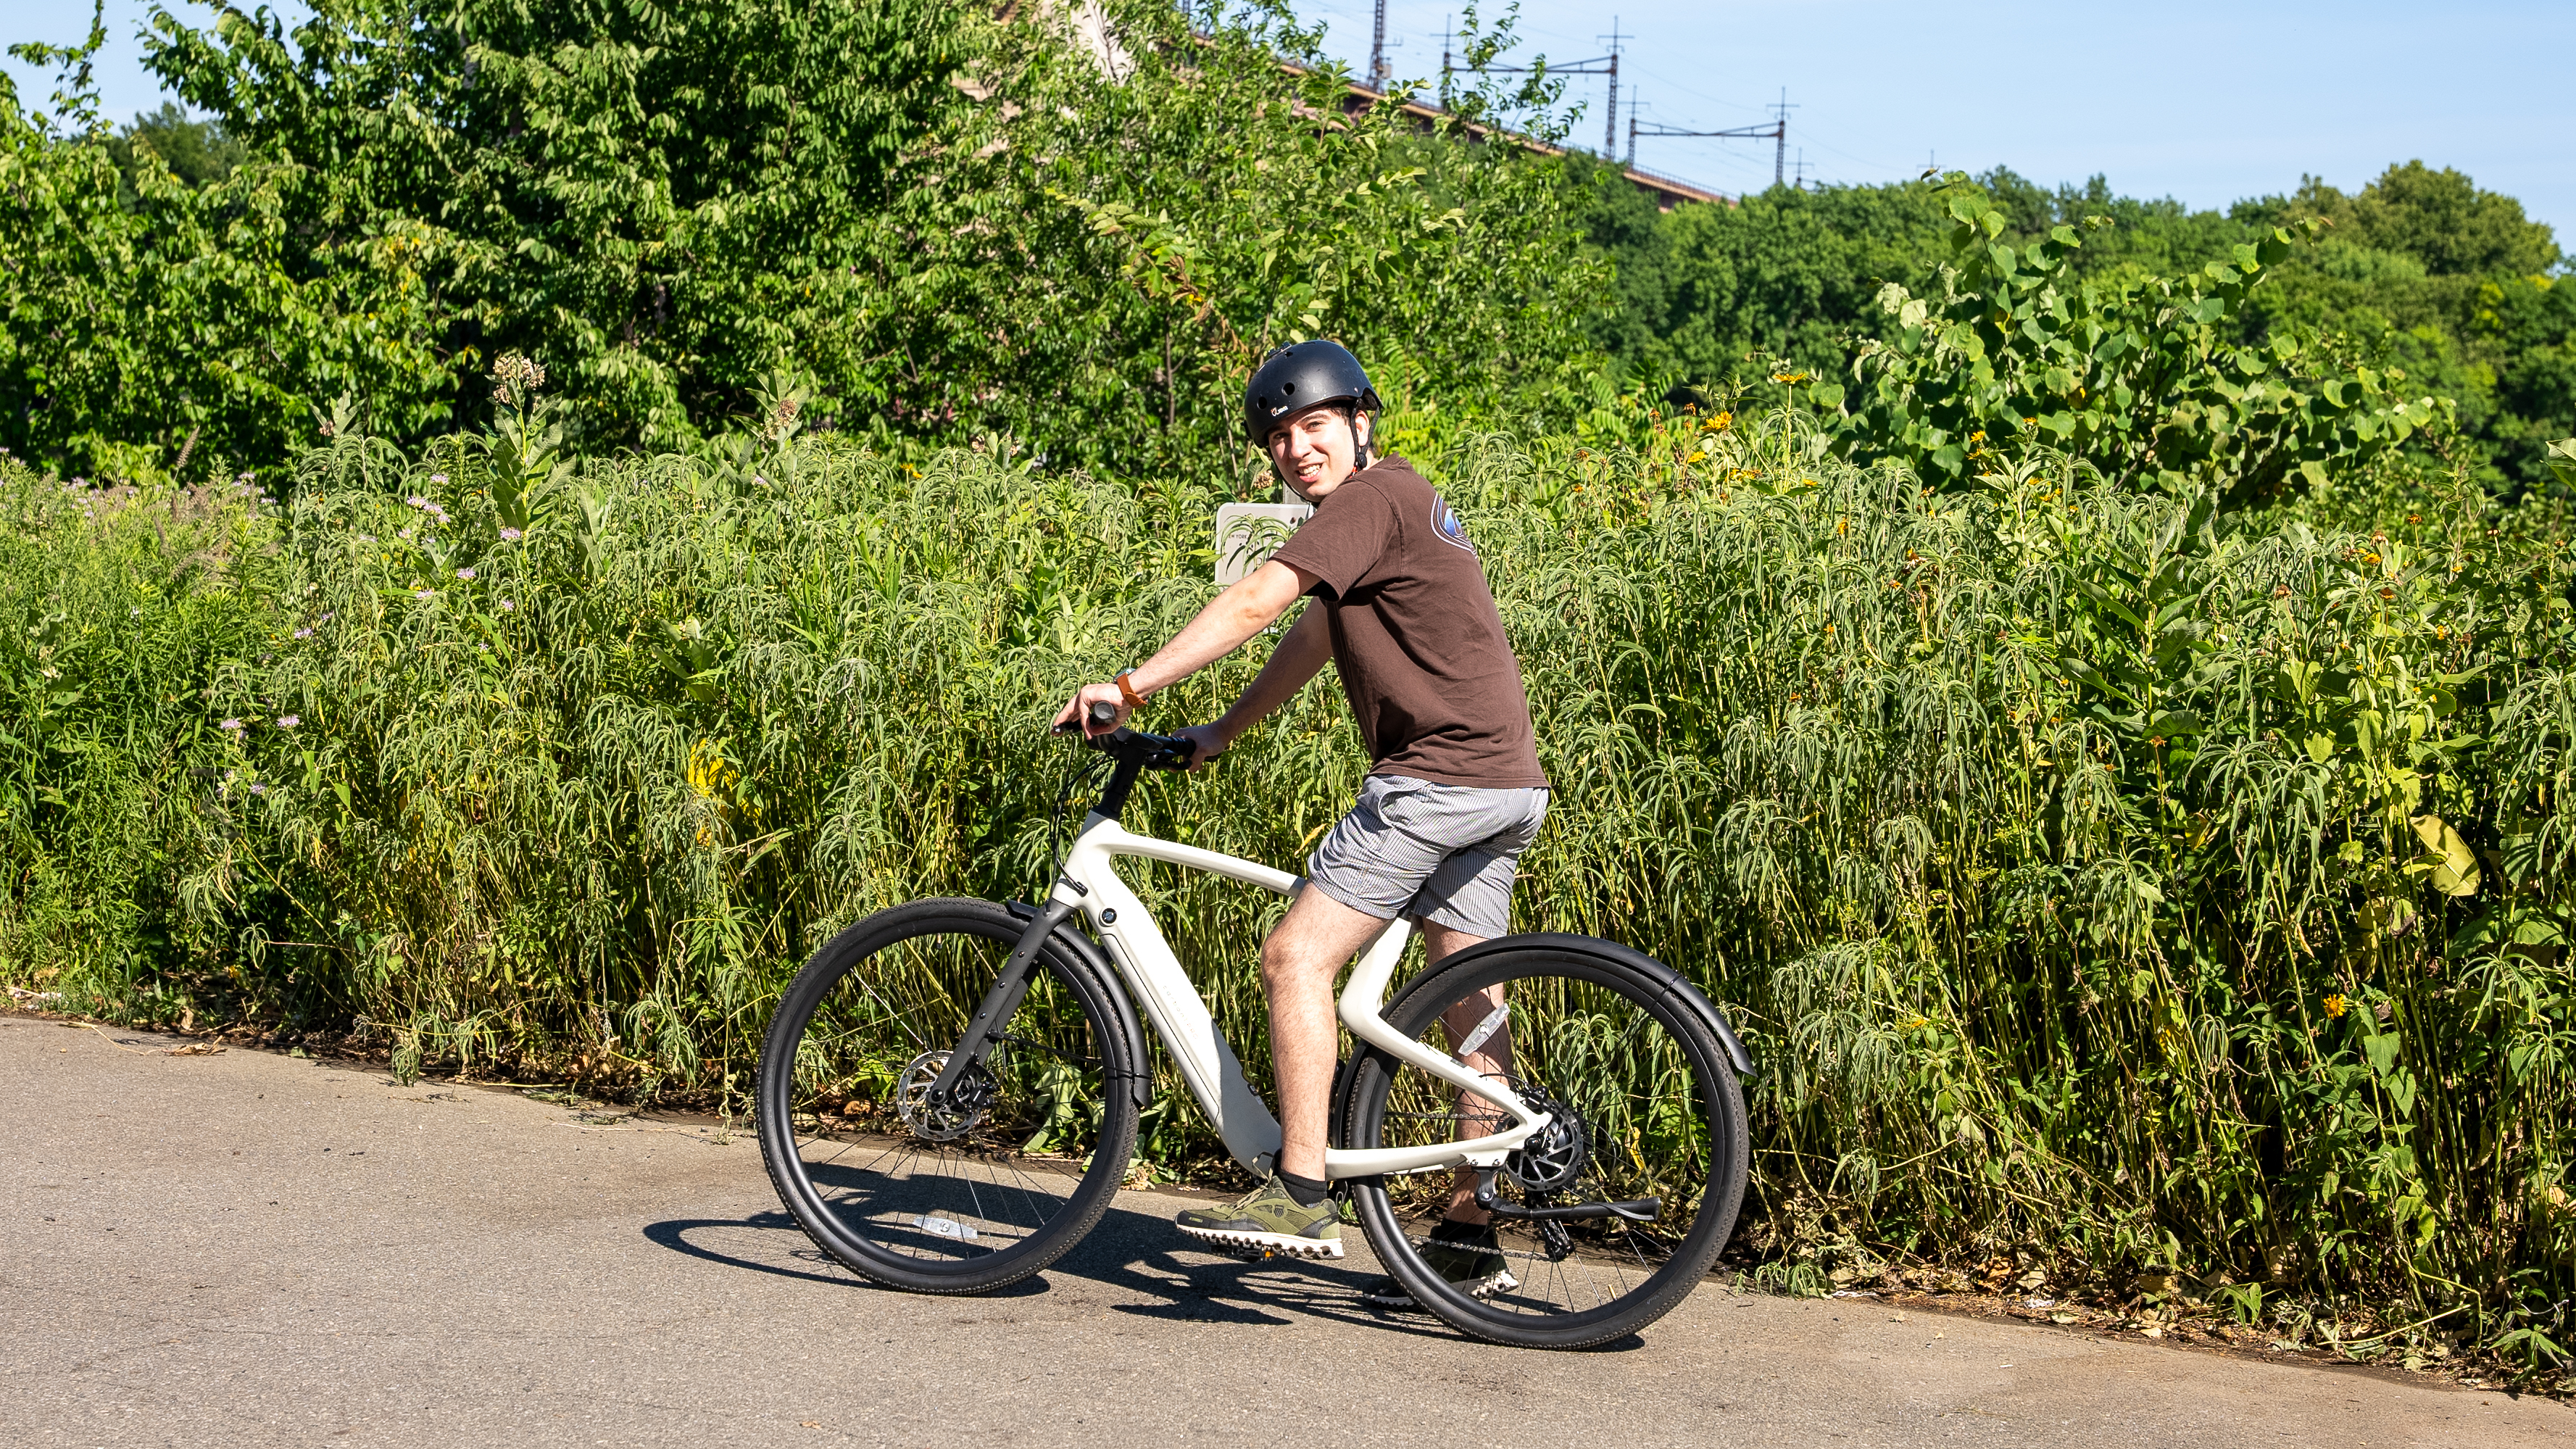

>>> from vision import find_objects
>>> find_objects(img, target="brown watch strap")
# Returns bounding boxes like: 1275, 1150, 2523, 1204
1115, 670, 1147, 708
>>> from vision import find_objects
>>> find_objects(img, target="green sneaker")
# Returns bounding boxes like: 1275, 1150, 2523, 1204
1174, 1174, 1344, 1259
1362, 1223, 1518, 1308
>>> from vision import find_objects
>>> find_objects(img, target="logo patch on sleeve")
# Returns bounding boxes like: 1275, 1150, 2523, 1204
1430, 495, 1475, 553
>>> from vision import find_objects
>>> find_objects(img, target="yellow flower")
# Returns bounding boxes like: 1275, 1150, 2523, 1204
2324, 993, 2347, 1018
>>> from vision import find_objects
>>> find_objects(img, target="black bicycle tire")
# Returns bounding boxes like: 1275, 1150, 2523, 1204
1342, 942, 1750, 1349
756, 897, 1141, 1295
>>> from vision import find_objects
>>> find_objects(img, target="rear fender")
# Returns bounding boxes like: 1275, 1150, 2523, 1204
1380, 931, 1755, 1078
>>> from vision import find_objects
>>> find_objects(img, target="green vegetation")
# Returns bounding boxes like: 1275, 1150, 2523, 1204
4, 1, 1595, 479
1585, 159, 2575, 495
4, 386, 2571, 1375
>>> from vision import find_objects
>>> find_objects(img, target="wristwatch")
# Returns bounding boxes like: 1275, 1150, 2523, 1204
1114, 670, 1148, 708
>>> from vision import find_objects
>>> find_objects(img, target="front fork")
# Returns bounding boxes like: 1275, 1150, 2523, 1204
922, 897, 1078, 1105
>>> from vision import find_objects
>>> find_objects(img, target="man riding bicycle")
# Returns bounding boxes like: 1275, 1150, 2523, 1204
1053, 340, 1549, 1307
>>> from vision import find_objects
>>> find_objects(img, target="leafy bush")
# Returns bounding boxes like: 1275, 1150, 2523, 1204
4, 386, 2570, 1362
1842, 178, 2445, 498
1, 1, 1603, 480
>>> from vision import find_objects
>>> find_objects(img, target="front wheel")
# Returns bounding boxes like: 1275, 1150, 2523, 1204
757, 898, 1140, 1295
1342, 940, 1749, 1348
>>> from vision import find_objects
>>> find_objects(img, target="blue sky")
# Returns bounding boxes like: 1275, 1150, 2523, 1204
10, 0, 2574, 247
1302, 0, 2576, 244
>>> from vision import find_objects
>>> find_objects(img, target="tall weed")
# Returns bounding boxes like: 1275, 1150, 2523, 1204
2, 399, 2569, 1363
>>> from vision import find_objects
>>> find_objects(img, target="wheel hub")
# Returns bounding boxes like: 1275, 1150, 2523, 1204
894, 1050, 992, 1143
1501, 1076, 1588, 1195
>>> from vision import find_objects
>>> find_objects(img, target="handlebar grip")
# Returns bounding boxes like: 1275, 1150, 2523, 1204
1087, 701, 1118, 729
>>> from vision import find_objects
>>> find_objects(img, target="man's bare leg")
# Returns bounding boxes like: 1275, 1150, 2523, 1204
1263, 886, 1398, 1183
1421, 922, 1505, 1225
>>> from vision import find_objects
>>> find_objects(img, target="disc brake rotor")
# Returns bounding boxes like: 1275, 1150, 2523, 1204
1501, 1076, 1589, 1195
894, 1050, 992, 1143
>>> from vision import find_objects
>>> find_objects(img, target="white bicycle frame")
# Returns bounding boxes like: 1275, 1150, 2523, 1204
1054, 811, 1548, 1180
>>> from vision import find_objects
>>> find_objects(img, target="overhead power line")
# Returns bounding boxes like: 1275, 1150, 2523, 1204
1628, 88, 1795, 186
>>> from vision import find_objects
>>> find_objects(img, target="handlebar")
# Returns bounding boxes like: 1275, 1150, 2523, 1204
1051, 699, 1200, 771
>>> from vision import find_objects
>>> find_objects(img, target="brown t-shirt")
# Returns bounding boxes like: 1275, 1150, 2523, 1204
1269, 455, 1547, 789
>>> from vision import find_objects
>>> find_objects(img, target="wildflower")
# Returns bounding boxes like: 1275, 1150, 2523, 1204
499, 527, 523, 542
249, 782, 267, 795
320, 613, 335, 623
457, 568, 476, 581
220, 718, 244, 731
2324, 993, 2348, 1018
499, 599, 515, 612
357, 534, 375, 544
430, 473, 449, 485
407, 497, 427, 509
276, 715, 299, 728
416, 589, 434, 600
294, 628, 313, 639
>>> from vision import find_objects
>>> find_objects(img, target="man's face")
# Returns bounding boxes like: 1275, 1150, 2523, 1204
1265, 404, 1369, 499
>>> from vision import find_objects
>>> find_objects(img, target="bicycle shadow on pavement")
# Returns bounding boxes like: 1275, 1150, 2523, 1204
641, 1201, 1641, 1348
641, 1210, 1051, 1298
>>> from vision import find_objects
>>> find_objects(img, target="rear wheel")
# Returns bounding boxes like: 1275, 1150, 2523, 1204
1342, 942, 1748, 1348
757, 898, 1139, 1295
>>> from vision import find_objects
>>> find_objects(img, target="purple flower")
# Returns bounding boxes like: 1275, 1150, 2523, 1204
276, 715, 299, 728
416, 589, 434, 600
499, 527, 523, 542
220, 718, 244, 731
407, 495, 428, 508
456, 568, 475, 581
499, 599, 515, 612
294, 628, 313, 639
429, 473, 449, 484
357, 534, 375, 544
249, 782, 267, 794
320, 613, 335, 623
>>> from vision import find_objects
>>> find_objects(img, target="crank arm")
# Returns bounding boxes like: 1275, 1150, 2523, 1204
925, 897, 1076, 1103
1474, 1173, 1662, 1224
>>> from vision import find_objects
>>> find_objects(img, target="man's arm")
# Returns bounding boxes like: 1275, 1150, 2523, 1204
1177, 604, 1331, 763
1053, 558, 1313, 734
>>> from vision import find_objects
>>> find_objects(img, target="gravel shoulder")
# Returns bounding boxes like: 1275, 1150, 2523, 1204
5, 1012, 2564, 1448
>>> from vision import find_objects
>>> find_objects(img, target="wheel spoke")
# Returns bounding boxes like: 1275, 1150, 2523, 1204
1350, 951, 1747, 1346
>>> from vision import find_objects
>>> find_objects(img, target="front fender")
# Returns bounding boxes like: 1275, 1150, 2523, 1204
1006, 899, 1152, 1105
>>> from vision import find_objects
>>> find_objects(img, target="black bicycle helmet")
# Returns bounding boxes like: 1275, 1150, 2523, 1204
1242, 340, 1382, 447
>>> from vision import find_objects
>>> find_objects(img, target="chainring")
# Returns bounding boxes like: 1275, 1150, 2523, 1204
894, 1050, 994, 1143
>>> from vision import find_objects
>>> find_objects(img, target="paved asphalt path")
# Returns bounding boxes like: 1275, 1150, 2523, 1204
6, 1012, 2565, 1448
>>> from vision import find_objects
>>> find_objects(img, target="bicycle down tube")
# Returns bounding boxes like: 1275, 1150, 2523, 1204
1053, 811, 1550, 1179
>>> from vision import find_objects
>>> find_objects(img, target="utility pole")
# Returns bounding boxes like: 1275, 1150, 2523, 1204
1771, 88, 1798, 187
1600, 18, 1624, 157
1369, 0, 1389, 91
1439, 16, 1451, 109
1449, 48, 1622, 146
1630, 113, 1790, 175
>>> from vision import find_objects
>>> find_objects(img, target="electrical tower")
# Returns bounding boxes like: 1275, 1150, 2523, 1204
1629, 99, 1797, 187
1771, 88, 1798, 186
1369, 0, 1389, 91
1600, 19, 1624, 157
1443, 46, 1623, 152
